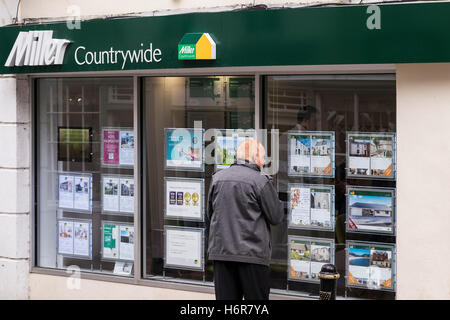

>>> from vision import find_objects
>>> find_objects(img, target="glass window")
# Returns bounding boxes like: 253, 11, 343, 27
265, 75, 396, 299
36, 77, 135, 277
143, 76, 255, 283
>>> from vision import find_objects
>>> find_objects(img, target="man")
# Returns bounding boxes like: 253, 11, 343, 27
206, 139, 284, 300
292, 105, 318, 131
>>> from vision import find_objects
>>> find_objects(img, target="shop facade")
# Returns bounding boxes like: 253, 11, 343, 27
1, 1, 450, 300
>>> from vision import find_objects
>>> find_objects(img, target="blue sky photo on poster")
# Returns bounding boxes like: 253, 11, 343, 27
348, 190, 393, 233
166, 129, 203, 169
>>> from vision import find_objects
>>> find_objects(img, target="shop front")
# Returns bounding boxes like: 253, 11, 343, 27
1, 2, 450, 300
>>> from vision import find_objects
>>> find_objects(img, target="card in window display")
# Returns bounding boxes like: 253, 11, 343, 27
58, 175, 74, 209
102, 176, 120, 212
73, 221, 90, 257
214, 130, 255, 170
73, 176, 91, 211
288, 134, 311, 174
348, 245, 371, 286
310, 242, 332, 281
369, 247, 394, 290
310, 188, 332, 229
58, 220, 74, 255
102, 223, 119, 259
370, 135, 394, 177
113, 261, 133, 276
165, 128, 204, 170
119, 178, 134, 213
119, 225, 134, 261
288, 239, 311, 281
164, 226, 204, 271
119, 130, 134, 165
347, 187, 395, 234
103, 129, 120, 165
165, 178, 204, 221
289, 186, 311, 226
311, 135, 332, 175
348, 135, 371, 176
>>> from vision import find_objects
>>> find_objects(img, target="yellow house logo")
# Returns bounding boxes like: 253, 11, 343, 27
178, 33, 216, 60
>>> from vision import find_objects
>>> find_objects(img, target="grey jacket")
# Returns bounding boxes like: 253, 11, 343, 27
206, 160, 284, 266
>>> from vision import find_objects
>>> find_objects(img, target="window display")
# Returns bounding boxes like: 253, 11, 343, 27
287, 131, 335, 177
164, 177, 204, 221
37, 77, 134, 276
347, 132, 396, 179
288, 184, 335, 230
346, 186, 396, 235
346, 241, 396, 291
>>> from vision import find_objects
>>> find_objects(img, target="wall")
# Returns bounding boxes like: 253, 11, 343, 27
0, 75, 31, 299
396, 63, 450, 299
29, 273, 215, 300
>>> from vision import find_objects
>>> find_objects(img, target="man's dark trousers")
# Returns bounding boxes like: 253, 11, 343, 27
213, 261, 270, 300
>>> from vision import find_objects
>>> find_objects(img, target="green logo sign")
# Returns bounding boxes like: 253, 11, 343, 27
178, 44, 196, 60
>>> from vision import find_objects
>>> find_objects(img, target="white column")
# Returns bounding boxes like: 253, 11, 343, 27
0, 75, 31, 300
396, 63, 450, 300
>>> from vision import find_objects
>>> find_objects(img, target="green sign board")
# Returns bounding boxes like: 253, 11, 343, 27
2, 2, 450, 74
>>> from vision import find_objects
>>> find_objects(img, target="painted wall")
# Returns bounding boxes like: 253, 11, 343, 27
396, 63, 450, 300
0, 0, 19, 26
29, 273, 215, 300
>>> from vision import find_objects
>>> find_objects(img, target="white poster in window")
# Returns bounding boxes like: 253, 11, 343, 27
119, 225, 134, 261
289, 134, 311, 174
289, 239, 311, 281
119, 130, 134, 165
290, 187, 311, 226
165, 179, 203, 220
74, 176, 90, 211
310, 188, 332, 228
58, 175, 74, 209
103, 223, 119, 259
103, 177, 120, 212
370, 136, 394, 177
165, 227, 203, 270
368, 247, 393, 290
311, 135, 332, 175
113, 261, 133, 276
310, 242, 332, 280
73, 222, 90, 257
58, 220, 74, 255
119, 178, 134, 213
348, 135, 371, 176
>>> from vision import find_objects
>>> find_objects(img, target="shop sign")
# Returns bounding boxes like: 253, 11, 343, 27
178, 33, 216, 60
4, 30, 70, 67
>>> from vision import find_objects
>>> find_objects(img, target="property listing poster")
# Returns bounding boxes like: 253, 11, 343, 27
348, 243, 394, 291
73, 176, 91, 211
288, 131, 333, 176
215, 130, 255, 169
113, 261, 133, 276
103, 176, 120, 212
348, 133, 394, 178
102, 128, 134, 166
347, 188, 394, 234
165, 178, 203, 221
73, 221, 90, 257
103, 223, 119, 259
119, 178, 135, 213
58, 220, 74, 255
165, 128, 203, 170
289, 237, 333, 283
119, 225, 134, 261
165, 227, 203, 270
58, 175, 74, 209
289, 185, 333, 229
